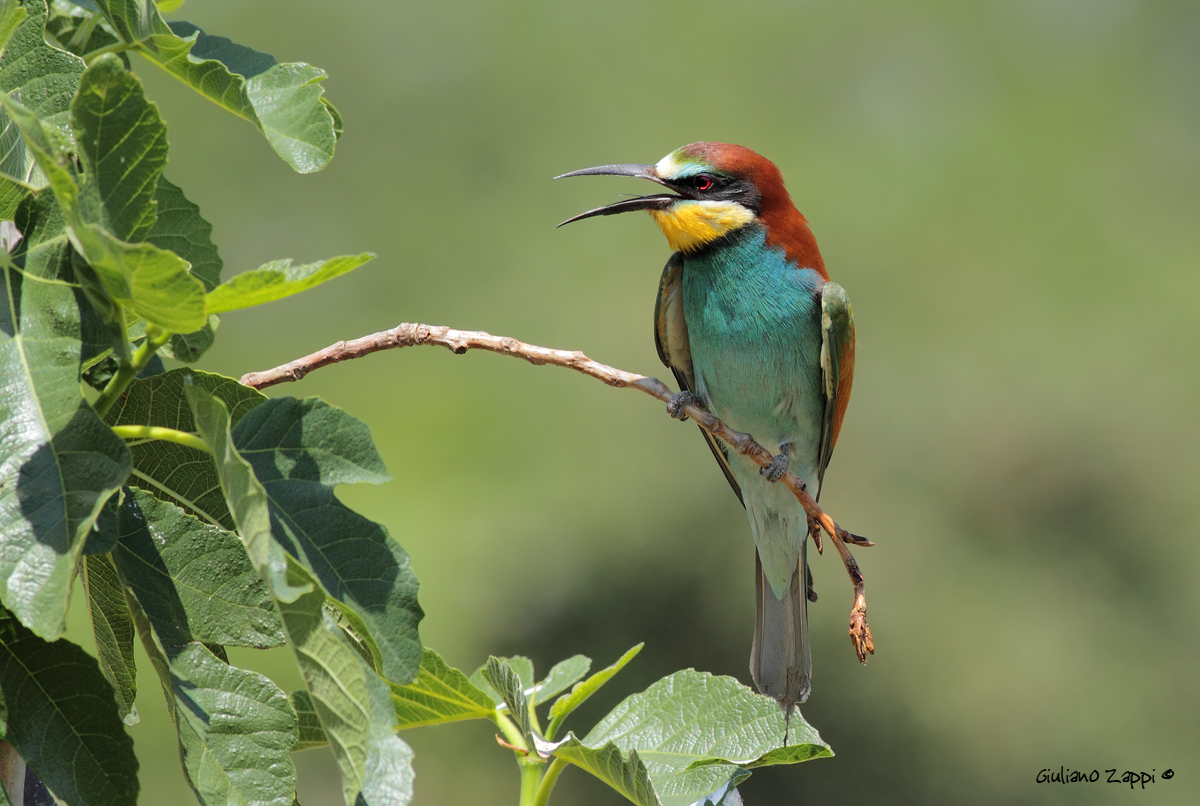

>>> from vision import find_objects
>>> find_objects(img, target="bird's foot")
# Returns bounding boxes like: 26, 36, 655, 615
760, 442, 792, 481
850, 593, 875, 663
666, 390, 702, 420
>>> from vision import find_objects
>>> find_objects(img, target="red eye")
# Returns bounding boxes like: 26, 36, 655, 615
695, 175, 714, 191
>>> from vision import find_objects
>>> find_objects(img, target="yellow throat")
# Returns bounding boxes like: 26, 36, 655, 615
649, 200, 755, 253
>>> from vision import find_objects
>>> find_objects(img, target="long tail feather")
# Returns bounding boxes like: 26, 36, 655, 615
750, 543, 811, 719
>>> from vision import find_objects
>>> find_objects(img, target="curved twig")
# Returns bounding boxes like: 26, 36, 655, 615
241, 323, 876, 662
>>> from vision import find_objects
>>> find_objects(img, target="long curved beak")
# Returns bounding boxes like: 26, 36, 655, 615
554, 163, 688, 227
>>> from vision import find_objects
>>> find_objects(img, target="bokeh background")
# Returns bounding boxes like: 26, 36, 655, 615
58, 0, 1199, 803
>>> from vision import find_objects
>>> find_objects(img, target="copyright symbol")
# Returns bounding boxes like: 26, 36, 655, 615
1162, 769, 1174, 780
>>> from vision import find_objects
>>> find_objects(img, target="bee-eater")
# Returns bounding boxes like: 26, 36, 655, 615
557, 143, 855, 714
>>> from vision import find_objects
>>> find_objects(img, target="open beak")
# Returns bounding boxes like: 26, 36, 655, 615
554, 163, 690, 227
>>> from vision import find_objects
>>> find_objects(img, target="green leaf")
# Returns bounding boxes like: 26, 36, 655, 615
274, 559, 374, 806
467, 652, 590, 717
168, 644, 298, 806
70, 222, 207, 331
184, 380, 307, 603
0, 92, 77, 204
81, 486, 119, 554
547, 643, 642, 739
481, 657, 532, 743
552, 741, 659, 806
92, 2, 339, 172
205, 253, 375, 315
290, 689, 326, 750
104, 368, 266, 529
0, 605, 139, 805
693, 781, 742, 806
81, 350, 118, 390
3, 77, 207, 334
113, 488, 284, 648
117, 441, 300, 806
187, 383, 391, 805
355, 667, 415, 806
533, 655, 590, 705
235, 397, 390, 487
148, 177, 222, 291
0, 0, 86, 186
386, 648, 494, 730
564, 670, 831, 806
168, 20, 274, 77
161, 313, 217, 363
142, 177, 223, 362
125, 585, 297, 806
323, 97, 343, 140
245, 64, 336, 174
10, 190, 72, 282
0, 2, 27, 58
0, 174, 31, 219
289, 657, 419, 806
232, 397, 422, 684
327, 601, 383, 672
83, 551, 139, 725
0, 211, 130, 640
468, 654, 532, 707
71, 249, 130, 366
67, 55, 206, 331
60, 1, 104, 11
44, 3, 122, 62
256, 617, 415, 805
12, 186, 123, 370
72, 53, 167, 243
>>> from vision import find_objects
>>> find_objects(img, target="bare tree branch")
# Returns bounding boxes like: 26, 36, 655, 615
240, 322, 876, 662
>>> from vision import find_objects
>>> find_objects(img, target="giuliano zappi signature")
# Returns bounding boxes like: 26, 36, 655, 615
1036, 767, 1174, 789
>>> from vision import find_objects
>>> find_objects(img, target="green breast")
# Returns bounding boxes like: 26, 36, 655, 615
681, 225, 825, 479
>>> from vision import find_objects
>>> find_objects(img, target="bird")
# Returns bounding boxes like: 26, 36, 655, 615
556, 142, 855, 716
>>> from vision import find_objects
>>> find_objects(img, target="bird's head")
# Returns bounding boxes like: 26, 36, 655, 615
556, 142, 824, 274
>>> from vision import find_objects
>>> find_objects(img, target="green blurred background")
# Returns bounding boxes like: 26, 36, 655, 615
60, 0, 1199, 803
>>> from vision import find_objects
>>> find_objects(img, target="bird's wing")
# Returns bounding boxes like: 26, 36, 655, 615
816, 281, 856, 499
654, 253, 744, 505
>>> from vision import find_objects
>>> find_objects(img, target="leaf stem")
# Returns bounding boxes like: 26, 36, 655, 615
82, 41, 140, 66
493, 711, 549, 806
111, 425, 210, 453
545, 712, 566, 743
531, 758, 567, 806
518, 755, 545, 806
94, 327, 171, 418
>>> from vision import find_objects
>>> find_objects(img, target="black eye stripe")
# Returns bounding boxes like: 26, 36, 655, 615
675, 174, 760, 211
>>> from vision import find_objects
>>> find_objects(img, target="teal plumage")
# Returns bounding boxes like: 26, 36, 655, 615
558, 142, 856, 716
682, 223, 824, 582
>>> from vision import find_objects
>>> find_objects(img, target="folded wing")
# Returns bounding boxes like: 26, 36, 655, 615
816, 282, 856, 499
654, 253, 743, 506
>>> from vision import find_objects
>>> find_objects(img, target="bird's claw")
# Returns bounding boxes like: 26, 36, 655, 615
850, 605, 875, 663
806, 514, 823, 554
666, 390, 702, 420
760, 443, 792, 482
